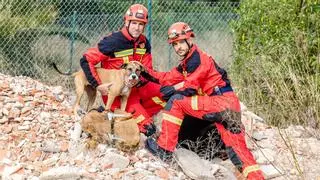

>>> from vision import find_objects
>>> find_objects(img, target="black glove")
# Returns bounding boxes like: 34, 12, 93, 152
160, 86, 176, 101
176, 88, 197, 97
145, 137, 173, 161
144, 123, 156, 137
202, 109, 242, 134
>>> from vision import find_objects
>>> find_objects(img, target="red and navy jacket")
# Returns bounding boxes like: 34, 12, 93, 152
143, 45, 231, 96
80, 27, 153, 88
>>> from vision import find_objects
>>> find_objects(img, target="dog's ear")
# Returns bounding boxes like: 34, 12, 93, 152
131, 61, 145, 72
139, 65, 145, 72
120, 63, 128, 69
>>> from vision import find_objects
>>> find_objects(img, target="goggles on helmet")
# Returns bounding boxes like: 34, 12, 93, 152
168, 29, 193, 40
127, 12, 146, 20
135, 12, 146, 19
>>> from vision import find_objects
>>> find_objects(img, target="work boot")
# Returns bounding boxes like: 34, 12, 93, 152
145, 137, 173, 162
143, 123, 156, 137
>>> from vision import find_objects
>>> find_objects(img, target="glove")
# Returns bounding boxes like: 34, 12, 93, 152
145, 137, 173, 161
160, 86, 176, 101
176, 88, 197, 97
143, 123, 156, 137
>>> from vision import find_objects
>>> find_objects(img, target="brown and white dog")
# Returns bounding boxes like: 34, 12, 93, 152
52, 61, 143, 116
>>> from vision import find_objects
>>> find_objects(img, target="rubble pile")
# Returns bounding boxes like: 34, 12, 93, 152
0, 73, 188, 180
0, 73, 319, 180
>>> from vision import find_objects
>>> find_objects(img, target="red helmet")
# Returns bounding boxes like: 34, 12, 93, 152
167, 22, 195, 44
124, 4, 148, 24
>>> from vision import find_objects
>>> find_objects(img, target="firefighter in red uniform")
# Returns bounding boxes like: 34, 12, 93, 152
142, 22, 265, 179
80, 4, 165, 135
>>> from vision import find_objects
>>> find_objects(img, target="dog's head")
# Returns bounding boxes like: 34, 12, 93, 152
120, 61, 144, 87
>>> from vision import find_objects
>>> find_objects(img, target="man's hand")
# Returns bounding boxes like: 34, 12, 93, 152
97, 83, 113, 95
160, 86, 176, 101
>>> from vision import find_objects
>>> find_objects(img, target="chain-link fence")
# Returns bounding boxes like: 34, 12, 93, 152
0, 0, 239, 89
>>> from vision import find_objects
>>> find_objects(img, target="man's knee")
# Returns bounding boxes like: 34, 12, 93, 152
202, 109, 242, 134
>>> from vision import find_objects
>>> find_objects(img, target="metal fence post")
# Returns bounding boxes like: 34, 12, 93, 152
68, 10, 77, 74
147, 0, 152, 44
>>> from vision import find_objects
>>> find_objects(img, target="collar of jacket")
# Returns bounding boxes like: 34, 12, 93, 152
180, 44, 198, 67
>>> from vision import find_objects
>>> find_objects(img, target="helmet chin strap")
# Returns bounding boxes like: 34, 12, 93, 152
184, 39, 193, 57
185, 39, 192, 50
126, 21, 134, 38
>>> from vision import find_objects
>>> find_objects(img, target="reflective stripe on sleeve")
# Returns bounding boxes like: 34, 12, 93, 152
163, 113, 183, 126
152, 96, 166, 107
191, 95, 198, 110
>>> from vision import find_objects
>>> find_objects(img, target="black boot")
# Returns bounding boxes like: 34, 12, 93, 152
145, 137, 173, 162
143, 123, 156, 137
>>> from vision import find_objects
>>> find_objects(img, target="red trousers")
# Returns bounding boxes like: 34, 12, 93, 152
102, 82, 164, 132
157, 92, 264, 179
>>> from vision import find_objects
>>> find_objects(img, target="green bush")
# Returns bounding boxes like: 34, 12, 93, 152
231, 0, 320, 127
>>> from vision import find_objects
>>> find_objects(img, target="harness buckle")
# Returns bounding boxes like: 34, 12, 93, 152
214, 86, 222, 95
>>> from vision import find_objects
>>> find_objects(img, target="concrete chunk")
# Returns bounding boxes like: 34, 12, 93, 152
39, 166, 83, 180
260, 164, 283, 179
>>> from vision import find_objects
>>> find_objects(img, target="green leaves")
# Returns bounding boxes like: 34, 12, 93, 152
231, 0, 320, 126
